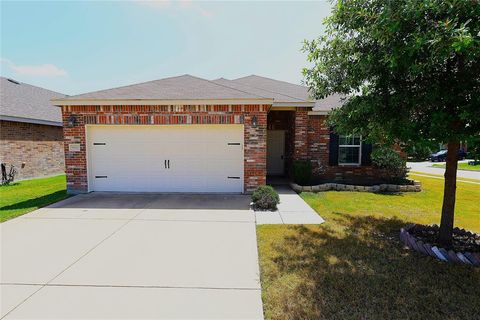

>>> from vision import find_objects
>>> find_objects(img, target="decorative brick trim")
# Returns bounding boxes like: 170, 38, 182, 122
83, 114, 244, 125
289, 180, 421, 193
400, 224, 480, 266
63, 105, 269, 113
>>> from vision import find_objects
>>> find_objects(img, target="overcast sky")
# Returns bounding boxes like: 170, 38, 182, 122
1, 1, 331, 95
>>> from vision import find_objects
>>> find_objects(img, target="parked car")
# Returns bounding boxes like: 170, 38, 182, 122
430, 149, 468, 162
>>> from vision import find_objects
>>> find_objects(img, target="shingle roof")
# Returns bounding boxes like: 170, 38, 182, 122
227, 75, 344, 110
60, 74, 266, 101
231, 75, 313, 102
313, 94, 345, 112
0, 77, 65, 126
53, 73, 343, 111
212, 78, 308, 104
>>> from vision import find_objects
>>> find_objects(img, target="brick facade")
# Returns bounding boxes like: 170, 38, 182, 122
306, 115, 390, 184
61, 104, 269, 194
61, 105, 396, 193
0, 120, 65, 180
293, 108, 309, 160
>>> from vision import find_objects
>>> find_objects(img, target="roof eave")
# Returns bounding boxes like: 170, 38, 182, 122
272, 101, 315, 107
51, 98, 273, 106
308, 110, 331, 115
0, 115, 63, 127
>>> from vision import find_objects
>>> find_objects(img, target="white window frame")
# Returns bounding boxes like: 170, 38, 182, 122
338, 135, 362, 166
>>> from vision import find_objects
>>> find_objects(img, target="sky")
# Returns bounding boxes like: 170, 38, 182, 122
0, 1, 331, 95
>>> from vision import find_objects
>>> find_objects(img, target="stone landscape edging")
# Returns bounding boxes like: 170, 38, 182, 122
289, 180, 421, 193
400, 224, 480, 267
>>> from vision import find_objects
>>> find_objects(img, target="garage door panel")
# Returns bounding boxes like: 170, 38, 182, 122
88, 125, 244, 193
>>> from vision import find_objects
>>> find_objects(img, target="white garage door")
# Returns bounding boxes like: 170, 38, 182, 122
87, 125, 244, 193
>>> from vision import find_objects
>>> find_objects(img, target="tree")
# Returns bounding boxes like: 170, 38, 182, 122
303, 0, 480, 245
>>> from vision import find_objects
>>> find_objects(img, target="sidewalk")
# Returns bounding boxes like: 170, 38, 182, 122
255, 185, 325, 225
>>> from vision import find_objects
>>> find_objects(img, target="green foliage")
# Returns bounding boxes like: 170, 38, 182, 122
302, 0, 480, 146
405, 143, 434, 161
292, 160, 312, 185
302, 0, 480, 242
252, 185, 280, 211
466, 135, 480, 161
371, 146, 408, 182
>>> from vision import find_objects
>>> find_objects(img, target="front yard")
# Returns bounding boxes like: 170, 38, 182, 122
0, 175, 68, 222
257, 174, 480, 320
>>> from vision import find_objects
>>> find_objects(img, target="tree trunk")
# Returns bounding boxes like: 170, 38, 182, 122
438, 140, 460, 246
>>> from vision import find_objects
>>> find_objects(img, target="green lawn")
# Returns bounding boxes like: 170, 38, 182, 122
257, 174, 480, 320
0, 175, 68, 222
432, 162, 480, 171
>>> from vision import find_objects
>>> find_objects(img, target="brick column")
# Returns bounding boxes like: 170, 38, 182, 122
307, 115, 330, 175
62, 109, 88, 194
244, 111, 267, 193
293, 108, 309, 160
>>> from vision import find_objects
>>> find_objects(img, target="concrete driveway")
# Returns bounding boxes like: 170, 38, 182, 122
1, 193, 263, 319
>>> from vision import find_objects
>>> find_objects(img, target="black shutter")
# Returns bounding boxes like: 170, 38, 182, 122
361, 142, 373, 166
329, 130, 339, 166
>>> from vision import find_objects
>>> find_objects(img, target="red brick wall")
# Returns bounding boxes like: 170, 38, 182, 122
293, 108, 309, 160
306, 115, 392, 184
244, 112, 268, 192
0, 120, 65, 180
61, 104, 269, 194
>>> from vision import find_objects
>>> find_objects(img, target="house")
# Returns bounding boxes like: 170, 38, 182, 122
0, 77, 65, 180
52, 74, 383, 194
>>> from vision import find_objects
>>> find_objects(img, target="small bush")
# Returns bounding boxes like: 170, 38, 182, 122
371, 146, 408, 183
252, 185, 280, 211
292, 160, 312, 185
406, 144, 433, 161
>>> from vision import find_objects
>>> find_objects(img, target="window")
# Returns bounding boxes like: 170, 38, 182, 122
338, 135, 361, 165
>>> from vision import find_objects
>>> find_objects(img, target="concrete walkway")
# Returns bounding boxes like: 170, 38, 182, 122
1, 193, 263, 319
255, 185, 325, 225
408, 161, 480, 180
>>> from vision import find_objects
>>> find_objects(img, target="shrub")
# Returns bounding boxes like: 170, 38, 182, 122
371, 146, 408, 183
466, 136, 480, 161
252, 185, 280, 211
406, 144, 433, 161
292, 160, 312, 185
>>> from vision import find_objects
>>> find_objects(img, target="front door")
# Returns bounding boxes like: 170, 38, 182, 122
267, 130, 285, 175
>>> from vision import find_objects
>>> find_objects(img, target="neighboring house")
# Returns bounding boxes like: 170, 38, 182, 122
52, 74, 383, 194
0, 77, 65, 180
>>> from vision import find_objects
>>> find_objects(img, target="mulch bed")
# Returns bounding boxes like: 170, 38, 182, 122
409, 225, 480, 253
400, 224, 480, 266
